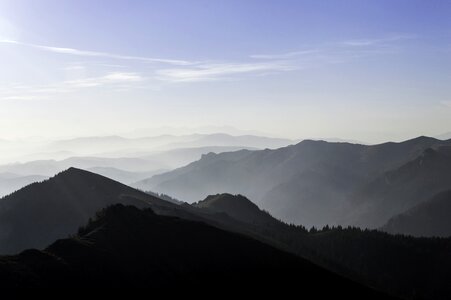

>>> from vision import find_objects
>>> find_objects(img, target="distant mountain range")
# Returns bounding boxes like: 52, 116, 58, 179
0, 173, 49, 198
0, 133, 292, 197
136, 136, 451, 228
44, 133, 294, 157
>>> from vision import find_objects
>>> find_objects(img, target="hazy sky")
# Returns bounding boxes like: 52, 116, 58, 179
0, 0, 450, 143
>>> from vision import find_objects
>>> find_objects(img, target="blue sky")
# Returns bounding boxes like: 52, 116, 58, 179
0, 0, 450, 142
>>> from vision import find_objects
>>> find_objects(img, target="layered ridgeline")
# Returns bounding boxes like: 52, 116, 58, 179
135, 136, 451, 228
0, 170, 450, 297
382, 189, 451, 237
0, 204, 388, 297
0, 133, 294, 197
0, 168, 176, 254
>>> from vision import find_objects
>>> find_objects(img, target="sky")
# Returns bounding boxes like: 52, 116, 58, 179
0, 0, 450, 143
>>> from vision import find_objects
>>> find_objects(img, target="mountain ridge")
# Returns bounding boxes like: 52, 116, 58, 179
137, 136, 451, 227
0, 167, 174, 254
382, 189, 451, 237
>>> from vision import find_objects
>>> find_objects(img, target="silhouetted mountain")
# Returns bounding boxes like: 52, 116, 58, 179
0, 168, 175, 254
0, 172, 449, 297
0, 204, 390, 297
191, 193, 451, 300
193, 193, 278, 227
138, 136, 451, 227
382, 190, 451, 237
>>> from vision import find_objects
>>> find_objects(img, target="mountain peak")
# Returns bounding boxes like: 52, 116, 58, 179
0, 166, 170, 254
196, 193, 259, 210
59, 166, 90, 176
194, 193, 275, 225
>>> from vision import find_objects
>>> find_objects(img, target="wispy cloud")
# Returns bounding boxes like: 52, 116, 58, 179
250, 49, 319, 60
0, 72, 146, 100
0, 34, 417, 89
250, 34, 416, 62
340, 34, 416, 47
66, 72, 143, 88
249, 34, 415, 69
156, 62, 295, 82
0, 39, 195, 66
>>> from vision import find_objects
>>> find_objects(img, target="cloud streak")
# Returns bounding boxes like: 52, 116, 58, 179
156, 62, 295, 82
250, 49, 320, 60
251, 34, 415, 61
0, 33, 416, 88
340, 34, 416, 47
0, 72, 147, 100
0, 39, 195, 66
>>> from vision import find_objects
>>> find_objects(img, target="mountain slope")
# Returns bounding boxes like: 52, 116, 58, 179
0, 174, 48, 198
191, 194, 451, 299
138, 136, 451, 227
0, 204, 390, 297
382, 190, 451, 237
350, 146, 451, 228
0, 169, 451, 299
0, 168, 174, 254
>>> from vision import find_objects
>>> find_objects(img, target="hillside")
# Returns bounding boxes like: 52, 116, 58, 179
136, 136, 451, 227
0, 172, 450, 297
0, 168, 174, 254
350, 146, 451, 228
193, 193, 279, 227
382, 190, 451, 237
191, 194, 451, 299
0, 204, 390, 296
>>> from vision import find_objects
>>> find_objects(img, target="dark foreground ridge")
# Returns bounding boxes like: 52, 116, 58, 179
0, 167, 173, 254
0, 204, 390, 297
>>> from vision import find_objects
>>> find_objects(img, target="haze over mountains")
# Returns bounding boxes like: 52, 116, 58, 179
0, 133, 292, 197
1, 133, 451, 295
3, 134, 451, 238
139, 136, 451, 229
2, 0, 451, 294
